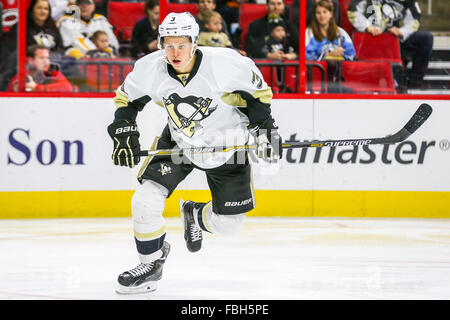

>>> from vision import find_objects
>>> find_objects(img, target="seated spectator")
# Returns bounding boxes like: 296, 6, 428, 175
262, 18, 297, 60
305, 0, 355, 61
27, 0, 63, 52
1, 0, 67, 91
86, 30, 117, 58
6, 0, 63, 54
196, 0, 229, 34
347, 0, 433, 89
8, 44, 73, 92
246, 0, 298, 59
291, 0, 341, 29
56, 0, 119, 59
307, 0, 340, 26
131, 0, 159, 59
198, 10, 233, 48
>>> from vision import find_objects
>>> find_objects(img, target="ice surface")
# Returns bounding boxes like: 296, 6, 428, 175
0, 217, 449, 300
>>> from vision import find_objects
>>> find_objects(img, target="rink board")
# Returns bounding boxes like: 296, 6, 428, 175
0, 97, 449, 218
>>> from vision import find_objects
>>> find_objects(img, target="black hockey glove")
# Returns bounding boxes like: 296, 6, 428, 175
107, 119, 141, 168
249, 117, 282, 162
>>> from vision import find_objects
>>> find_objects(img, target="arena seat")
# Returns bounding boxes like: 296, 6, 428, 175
341, 61, 397, 94
282, 61, 300, 93
338, 0, 355, 36
108, 2, 146, 43
352, 32, 403, 64
80, 58, 134, 92
239, 4, 268, 49
306, 61, 327, 93
166, 3, 199, 15
253, 59, 280, 93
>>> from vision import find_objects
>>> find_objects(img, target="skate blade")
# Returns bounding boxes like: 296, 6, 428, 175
115, 281, 158, 295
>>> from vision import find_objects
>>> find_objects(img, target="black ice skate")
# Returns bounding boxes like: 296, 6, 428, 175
179, 199, 203, 253
116, 241, 170, 294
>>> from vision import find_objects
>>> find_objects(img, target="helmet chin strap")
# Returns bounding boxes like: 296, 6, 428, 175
186, 43, 198, 66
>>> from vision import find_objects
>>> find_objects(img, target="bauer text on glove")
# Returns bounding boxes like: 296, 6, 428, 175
107, 120, 141, 168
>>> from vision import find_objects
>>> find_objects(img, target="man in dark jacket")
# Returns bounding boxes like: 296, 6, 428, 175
245, 0, 298, 59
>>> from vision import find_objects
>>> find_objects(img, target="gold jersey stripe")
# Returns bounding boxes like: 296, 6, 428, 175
221, 87, 272, 107
113, 89, 129, 109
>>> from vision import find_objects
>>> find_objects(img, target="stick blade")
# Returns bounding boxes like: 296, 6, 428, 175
403, 103, 432, 134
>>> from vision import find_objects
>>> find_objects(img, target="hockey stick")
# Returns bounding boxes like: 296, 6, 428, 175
138, 103, 432, 157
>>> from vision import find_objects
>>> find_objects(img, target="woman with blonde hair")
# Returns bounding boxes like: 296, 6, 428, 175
305, 0, 355, 61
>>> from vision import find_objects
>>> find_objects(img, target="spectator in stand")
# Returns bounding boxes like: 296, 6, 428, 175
292, 0, 341, 30
305, 0, 355, 61
56, 0, 119, 59
262, 18, 297, 60
86, 30, 117, 58
195, 0, 229, 34
246, 0, 298, 59
0, 0, 65, 91
347, 0, 433, 89
8, 44, 73, 92
8, 0, 63, 54
131, 0, 159, 59
198, 10, 233, 48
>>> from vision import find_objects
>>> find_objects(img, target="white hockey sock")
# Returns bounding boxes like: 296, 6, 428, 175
132, 180, 169, 264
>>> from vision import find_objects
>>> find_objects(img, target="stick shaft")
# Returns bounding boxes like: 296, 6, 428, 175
139, 103, 432, 157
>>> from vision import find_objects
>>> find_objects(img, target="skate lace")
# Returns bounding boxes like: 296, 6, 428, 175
127, 263, 154, 277
190, 225, 202, 242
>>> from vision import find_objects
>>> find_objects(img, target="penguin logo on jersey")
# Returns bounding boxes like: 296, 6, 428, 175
163, 93, 217, 137
366, 1, 404, 30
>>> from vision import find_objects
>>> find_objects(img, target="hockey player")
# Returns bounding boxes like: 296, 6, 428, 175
107, 12, 282, 294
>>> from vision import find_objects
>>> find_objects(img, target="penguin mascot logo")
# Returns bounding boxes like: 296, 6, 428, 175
163, 93, 217, 137
367, 1, 404, 30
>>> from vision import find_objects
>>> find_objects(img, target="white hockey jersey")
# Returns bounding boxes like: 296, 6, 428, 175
56, 13, 119, 58
114, 47, 273, 169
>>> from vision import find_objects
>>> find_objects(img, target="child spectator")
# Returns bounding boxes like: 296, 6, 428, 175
198, 10, 233, 48
86, 30, 116, 58
246, 0, 298, 58
8, 44, 73, 92
195, 0, 230, 35
262, 18, 298, 60
305, 0, 355, 61
56, 0, 119, 59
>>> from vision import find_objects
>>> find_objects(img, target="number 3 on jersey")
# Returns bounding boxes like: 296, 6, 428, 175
251, 70, 263, 89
